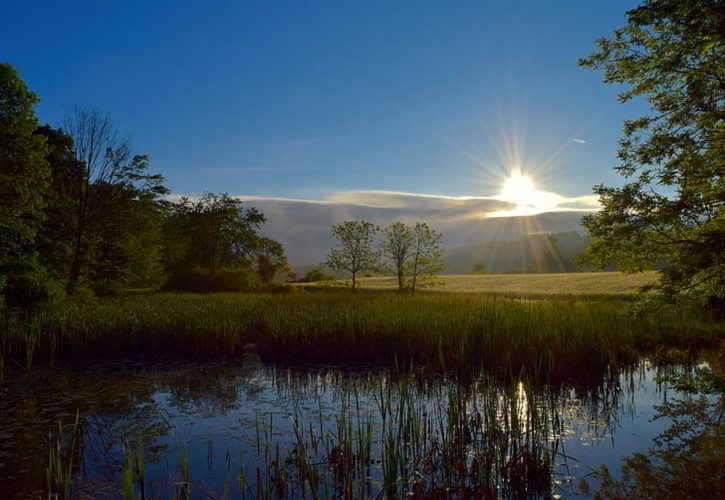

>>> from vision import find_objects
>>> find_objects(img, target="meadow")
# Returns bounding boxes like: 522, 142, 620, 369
301, 271, 659, 296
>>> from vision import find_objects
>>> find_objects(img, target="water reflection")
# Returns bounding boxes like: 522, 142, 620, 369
0, 359, 676, 498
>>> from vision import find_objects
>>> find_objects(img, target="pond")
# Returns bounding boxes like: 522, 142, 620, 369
0, 356, 711, 498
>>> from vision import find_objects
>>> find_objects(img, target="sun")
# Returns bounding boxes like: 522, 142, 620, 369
500, 171, 538, 205
492, 170, 559, 216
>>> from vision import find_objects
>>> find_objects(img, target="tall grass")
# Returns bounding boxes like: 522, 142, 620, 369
46, 410, 80, 500
48, 372, 594, 498
1, 290, 721, 382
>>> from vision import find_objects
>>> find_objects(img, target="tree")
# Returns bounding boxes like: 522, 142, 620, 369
62, 107, 167, 296
578, 0, 724, 312
0, 63, 50, 307
87, 177, 168, 295
254, 237, 289, 284
34, 126, 81, 287
409, 223, 443, 291
380, 221, 414, 291
326, 220, 379, 289
472, 264, 489, 275
163, 193, 266, 276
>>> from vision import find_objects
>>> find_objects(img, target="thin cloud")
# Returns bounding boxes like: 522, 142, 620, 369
168, 189, 598, 266
172, 189, 599, 217
556, 194, 600, 210
573, 138, 587, 144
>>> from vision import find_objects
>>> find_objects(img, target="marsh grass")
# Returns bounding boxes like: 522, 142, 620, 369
51, 372, 591, 498
1, 290, 721, 382
46, 410, 80, 500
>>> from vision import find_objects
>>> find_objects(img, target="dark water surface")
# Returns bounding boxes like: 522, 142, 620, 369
0, 358, 688, 498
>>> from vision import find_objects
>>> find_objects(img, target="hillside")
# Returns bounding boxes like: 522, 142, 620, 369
443, 231, 590, 274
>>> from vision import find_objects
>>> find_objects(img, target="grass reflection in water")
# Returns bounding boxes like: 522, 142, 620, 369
1, 358, 676, 499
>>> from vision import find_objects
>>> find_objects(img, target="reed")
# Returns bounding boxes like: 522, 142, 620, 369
46, 410, 80, 500
99, 373, 570, 498
2, 291, 721, 382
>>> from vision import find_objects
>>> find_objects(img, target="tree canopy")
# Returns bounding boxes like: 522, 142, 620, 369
0, 64, 290, 305
380, 222, 414, 291
379, 221, 443, 291
578, 0, 724, 311
164, 193, 266, 274
61, 106, 168, 296
0, 63, 50, 307
326, 220, 379, 289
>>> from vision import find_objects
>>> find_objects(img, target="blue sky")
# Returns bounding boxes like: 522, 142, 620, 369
1, 0, 642, 208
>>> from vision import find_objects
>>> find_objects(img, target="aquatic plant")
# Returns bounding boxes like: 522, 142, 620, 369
46, 410, 80, 500
102, 374, 570, 498
1, 291, 720, 383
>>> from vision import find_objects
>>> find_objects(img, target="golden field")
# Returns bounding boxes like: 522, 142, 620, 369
301, 271, 659, 296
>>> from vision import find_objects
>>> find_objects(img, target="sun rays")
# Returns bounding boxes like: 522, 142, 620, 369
494, 169, 560, 217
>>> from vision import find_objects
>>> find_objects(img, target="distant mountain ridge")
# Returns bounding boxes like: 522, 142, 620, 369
248, 197, 592, 270
443, 231, 591, 275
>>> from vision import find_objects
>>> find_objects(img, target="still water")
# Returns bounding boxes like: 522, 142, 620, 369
0, 358, 688, 498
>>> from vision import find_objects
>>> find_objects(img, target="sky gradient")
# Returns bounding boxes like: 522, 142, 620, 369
1, 0, 642, 209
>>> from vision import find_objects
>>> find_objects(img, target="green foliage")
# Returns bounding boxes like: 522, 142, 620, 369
163, 193, 264, 274
326, 220, 380, 289
0, 69, 287, 303
88, 180, 168, 296
34, 126, 79, 287
255, 237, 289, 284
578, 0, 725, 310
60, 107, 169, 297
379, 221, 444, 291
162, 267, 259, 293
1, 292, 720, 381
0, 63, 51, 308
298, 267, 336, 283
379, 221, 414, 290
583, 346, 725, 498
472, 264, 489, 275
162, 193, 285, 288
409, 222, 443, 291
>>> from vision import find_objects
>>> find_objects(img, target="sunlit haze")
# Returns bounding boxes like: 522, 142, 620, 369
493, 170, 560, 217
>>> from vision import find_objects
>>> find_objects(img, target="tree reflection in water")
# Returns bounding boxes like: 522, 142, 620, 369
583, 345, 725, 498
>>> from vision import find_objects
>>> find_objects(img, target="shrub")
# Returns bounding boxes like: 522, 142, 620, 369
298, 268, 336, 283
162, 267, 259, 293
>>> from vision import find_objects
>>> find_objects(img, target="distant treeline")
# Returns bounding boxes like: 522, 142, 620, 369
1, 63, 290, 309
444, 231, 591, 275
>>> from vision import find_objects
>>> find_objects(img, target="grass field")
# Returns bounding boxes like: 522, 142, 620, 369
299, 271, 659, 296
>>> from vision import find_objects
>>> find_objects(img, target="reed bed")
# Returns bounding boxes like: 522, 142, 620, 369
1, 291, 720, 382
233, 376, 562, 499
51, 373, 588, 499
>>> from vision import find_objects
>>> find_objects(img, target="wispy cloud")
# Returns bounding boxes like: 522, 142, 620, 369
169, 189, 598, 265
327, 190, 507, 212
573, 138, 587, 144
177, 189, 599, 218
243, 189, 599, 220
